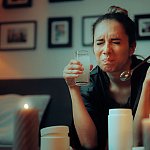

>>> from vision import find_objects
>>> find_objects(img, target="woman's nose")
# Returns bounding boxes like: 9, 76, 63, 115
102, 43, 112, 54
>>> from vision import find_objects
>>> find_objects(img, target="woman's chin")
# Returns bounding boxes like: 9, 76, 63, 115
102, 67, 114, 73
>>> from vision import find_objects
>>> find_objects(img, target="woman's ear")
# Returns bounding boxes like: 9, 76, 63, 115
129, 42, 136, 56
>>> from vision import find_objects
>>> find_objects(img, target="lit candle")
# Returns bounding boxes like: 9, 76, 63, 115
13, 103, 39, 150
142, 118, 150, 150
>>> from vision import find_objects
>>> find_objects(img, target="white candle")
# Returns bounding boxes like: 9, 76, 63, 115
142, 118, 150, 150
13, 104, 39, 150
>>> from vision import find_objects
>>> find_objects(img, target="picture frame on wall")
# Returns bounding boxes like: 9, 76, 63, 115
0, 21, 37, 51
82, 15, 100, 46
49, 0, 82, 2
48, 17, 72, 48
3, 0, 32, 9
135, 14, 150, 40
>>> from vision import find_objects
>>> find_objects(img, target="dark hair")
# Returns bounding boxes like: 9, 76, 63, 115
92, 6, 136, 47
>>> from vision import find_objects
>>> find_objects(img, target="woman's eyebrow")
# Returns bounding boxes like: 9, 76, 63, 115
96, 39, 104, 41
111, 38, 121, 40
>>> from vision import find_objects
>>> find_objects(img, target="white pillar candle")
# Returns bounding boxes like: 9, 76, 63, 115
13, 104, 39, 150
142, 118, 150, 150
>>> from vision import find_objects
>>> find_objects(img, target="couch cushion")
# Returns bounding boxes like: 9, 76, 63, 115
0, 78, 72, 127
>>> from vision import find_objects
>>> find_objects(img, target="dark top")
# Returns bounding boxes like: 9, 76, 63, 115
69, 55, 150, 150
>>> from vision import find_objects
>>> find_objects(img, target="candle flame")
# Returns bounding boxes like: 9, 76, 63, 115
24, 103, 29, 109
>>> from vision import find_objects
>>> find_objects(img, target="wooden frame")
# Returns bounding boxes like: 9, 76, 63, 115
49, 0, 82, 2
135, 14, 150, 40
82, 15, 99, 46
3, 0, 32, 9
48, 17, 72, 48
0, 21, 37, 51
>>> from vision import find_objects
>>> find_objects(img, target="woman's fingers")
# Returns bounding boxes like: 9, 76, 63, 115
63, 59, 94, 87
64, 67, 83, 75
63, 59, 83, 87
67, 64, 83, 71
64, 60, 83, 75
90, 64, 93, 71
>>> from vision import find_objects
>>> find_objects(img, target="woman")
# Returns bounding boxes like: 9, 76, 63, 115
63, 6, 150, 150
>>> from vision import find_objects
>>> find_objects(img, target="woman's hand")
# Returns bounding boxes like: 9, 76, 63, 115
143, 66, 150, 87
63, 59, 93, 87
63, 59, 84, 87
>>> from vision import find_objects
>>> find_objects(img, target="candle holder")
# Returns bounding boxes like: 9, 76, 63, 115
40, 126, 70, 150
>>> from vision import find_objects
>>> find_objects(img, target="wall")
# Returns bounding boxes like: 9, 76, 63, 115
0, 0, 150, 79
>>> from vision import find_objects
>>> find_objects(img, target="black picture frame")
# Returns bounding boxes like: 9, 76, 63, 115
135, 14, 150, 40
82, 15, 100, 46
3, 0, 32, 9
49, 0, 82, 2
0, 21, 37, 51
48, 17, 72, 48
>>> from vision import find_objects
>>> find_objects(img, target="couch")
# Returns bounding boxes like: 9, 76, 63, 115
0, 78, 72, 150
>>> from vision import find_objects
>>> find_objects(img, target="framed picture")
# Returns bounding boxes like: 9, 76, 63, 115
48, 17, 72, 48
49, 0, 82, 2
3, 0, 32, 9
135, 14, 150, 40
82, 15, 100, 46
0, 21, 37, 51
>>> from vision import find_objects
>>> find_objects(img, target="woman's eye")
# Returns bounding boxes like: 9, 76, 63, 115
96, 42, 104, 45
113, 41, 120, 44
95, 39, 104, 45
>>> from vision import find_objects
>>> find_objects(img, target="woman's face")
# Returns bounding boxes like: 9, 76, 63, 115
93, 19, 135, 74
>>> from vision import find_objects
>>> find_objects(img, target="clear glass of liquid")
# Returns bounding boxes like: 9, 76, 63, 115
75, 50, 90, 86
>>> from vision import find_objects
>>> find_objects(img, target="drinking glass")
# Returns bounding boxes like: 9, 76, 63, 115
75, 50, 90, 86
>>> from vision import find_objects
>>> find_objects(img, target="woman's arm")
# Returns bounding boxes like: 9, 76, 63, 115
63, 60, 97, 149
69, 86, 98, 149
133, 67, 150, 146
